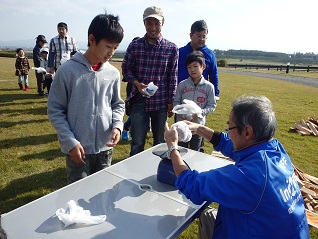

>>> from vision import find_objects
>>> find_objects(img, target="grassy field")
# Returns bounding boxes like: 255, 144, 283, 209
1, 56, 318, 237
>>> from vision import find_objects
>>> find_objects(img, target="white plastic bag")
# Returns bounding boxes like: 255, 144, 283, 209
56, 200, 106, 227
172, 99, 203, 118
171, 121, 192, 142
32, 67, 47, 74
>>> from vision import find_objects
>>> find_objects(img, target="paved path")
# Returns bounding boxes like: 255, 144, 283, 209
219, 69, 318, 88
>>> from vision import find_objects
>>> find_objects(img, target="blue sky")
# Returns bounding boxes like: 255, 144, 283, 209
1, 0, 317, 53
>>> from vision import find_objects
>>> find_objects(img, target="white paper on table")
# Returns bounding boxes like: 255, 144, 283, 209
55, 200, 106, 227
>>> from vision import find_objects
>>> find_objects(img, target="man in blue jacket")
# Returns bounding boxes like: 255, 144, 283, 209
178, 20, 220, 100
164, 95, 309, 239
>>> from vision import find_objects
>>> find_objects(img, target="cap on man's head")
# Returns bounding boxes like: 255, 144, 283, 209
40, 47, 49, 54
36, 35, 47, 43
143, 6, 164, 21
57, 22, 68, 30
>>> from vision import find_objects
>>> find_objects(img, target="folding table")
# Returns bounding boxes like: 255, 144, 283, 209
2, 143, 232, 238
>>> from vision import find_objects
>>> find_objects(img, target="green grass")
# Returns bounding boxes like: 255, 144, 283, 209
1, 57, 318, 238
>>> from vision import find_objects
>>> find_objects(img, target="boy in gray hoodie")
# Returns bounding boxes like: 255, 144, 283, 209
173, 51, 216, 151
48, 13, 125, 184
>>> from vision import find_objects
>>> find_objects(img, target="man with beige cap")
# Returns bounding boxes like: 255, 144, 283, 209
122, 6, 178, 156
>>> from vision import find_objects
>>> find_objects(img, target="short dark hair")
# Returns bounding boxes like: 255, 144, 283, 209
16, 48, 23, 54
191, 20, 208, 34
57, 22, 68, 29
186, 51, 205, 66
36, 35, 47, 44
87, 13, 124, 47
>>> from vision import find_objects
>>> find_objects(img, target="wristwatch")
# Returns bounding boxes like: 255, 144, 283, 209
166, 145, 180, 159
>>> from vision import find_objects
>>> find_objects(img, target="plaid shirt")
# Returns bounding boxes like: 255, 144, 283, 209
122, 34, 178, 112
48, 35, 78, 69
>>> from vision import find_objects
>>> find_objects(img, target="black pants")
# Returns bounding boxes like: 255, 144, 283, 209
35, 72, 44, 95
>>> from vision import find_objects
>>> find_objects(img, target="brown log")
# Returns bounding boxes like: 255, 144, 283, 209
293, 122, 313, 134
308, 121, 318, 136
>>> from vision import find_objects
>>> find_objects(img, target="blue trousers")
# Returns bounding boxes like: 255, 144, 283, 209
130, 101, 167, 156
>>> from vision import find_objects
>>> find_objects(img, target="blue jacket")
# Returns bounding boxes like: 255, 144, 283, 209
176, 133, 309, 238
178, 42, 219, 96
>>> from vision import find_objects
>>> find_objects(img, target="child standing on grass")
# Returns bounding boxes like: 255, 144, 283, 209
48, 12, 125, 184
15, 48, 30, 91
40, 47, 53, 94
173, 51, 217, 151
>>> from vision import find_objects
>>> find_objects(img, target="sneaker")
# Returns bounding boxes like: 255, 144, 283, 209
18, 83, 23, 90
122, 131, 130, 141
24, 86, 29, 91
215, 96, 220, 101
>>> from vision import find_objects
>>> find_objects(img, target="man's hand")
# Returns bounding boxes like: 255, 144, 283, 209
106, 128, 121, 147
184, 120, 214, 141
133, 80, 148, 97
69, 144, 85, 165
164, 123, 190, 176
164, 123, 178, 147
184, 120, 200, 134
167, 103, 174, 118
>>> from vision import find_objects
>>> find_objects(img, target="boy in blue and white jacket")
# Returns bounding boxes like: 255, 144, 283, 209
173, 51, 216, 151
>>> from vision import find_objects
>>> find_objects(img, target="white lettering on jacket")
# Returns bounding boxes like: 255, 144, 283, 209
279, 171, 301, 214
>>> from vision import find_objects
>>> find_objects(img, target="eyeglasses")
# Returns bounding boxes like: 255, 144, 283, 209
225, 126, 237, 133
193, 33, 208, 40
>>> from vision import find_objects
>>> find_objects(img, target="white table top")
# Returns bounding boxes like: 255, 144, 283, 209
2, 144, 232, 239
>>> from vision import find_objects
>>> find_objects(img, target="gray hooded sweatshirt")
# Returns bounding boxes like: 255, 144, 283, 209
173, 76, 216, 125
47, 52, 124, 154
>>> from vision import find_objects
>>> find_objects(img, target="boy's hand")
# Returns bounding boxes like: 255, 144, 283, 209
192, 114, 198, 120
168, 103, 174, 118
106, 128, 121, 147
69, 144, 86, 165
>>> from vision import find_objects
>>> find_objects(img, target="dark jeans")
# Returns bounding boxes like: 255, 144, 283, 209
124, 116, 131, 131
130, 100, 167, 156
66, 149, 113, 184
178, 134, 203, 152
35, 71, 44, 95
43, 77, 53, 94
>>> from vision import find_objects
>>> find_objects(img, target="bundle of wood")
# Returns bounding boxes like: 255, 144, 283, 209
294, 165, 318, 213
291, 117, 318, 136
294, 165, 318, 228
